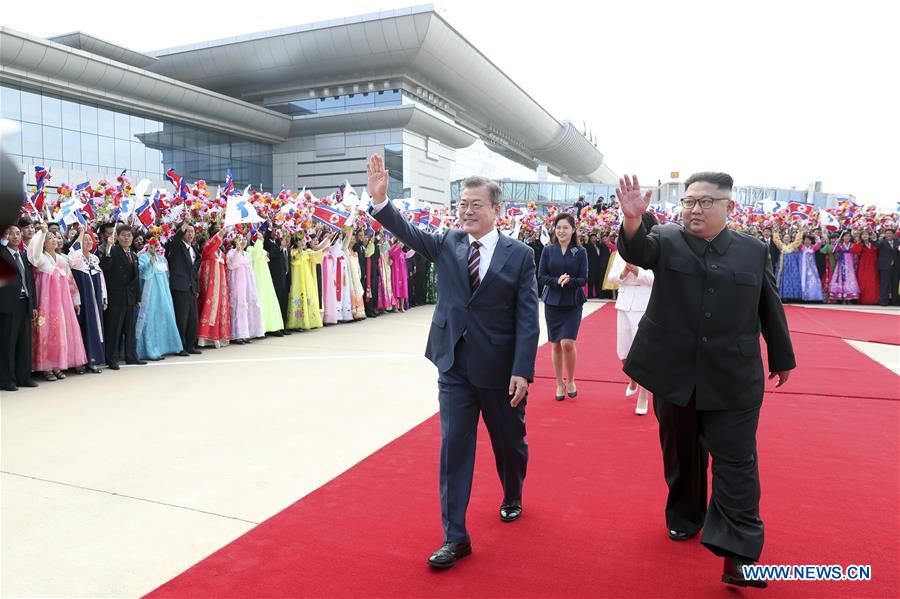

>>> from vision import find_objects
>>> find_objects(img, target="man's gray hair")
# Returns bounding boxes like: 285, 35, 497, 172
461, 175, 502, 206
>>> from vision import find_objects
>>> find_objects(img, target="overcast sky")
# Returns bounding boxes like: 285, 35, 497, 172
4, 0, 898, 208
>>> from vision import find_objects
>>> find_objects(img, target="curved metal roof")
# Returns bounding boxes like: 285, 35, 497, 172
0, 27, 291, 143
146, 7, 611, 182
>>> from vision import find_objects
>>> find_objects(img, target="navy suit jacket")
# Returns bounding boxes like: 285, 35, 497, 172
538, 244, 588, 306
371, 202, 539, 388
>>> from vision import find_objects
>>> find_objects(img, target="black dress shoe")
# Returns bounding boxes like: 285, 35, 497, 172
127, 360, 148, 366
74, 366, 86, 374
177, 351, 190, 357
18, 381, 39, 387
107, 363, 120, 370
188, 349, 202, 355
668, 528, 698, 541
87, 365, 102, 374
500, 500, 523, 522
1, 384, 18, 392
722, 557, 768, 588
427, 541, 471, 569
273, 331, 284, 337
283, 329, 292, 335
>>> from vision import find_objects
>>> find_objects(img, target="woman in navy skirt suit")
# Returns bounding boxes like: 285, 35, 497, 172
538, 213, 588, 401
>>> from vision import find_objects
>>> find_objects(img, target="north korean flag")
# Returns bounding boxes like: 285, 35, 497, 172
312, 205, 350, 232
788, 202, 815, 219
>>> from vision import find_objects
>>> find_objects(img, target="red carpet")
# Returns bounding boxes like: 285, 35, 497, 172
146, 306, 899, 598
782, 305, 900, 345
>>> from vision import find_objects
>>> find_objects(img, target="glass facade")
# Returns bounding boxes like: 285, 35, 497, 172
384, 143, 404, 199
0, 84, 273, 188
266, 89, 402, 116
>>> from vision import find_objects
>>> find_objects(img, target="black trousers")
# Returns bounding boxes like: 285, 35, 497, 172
172, 290, 198, 351
437, 339, 528, 542
365, 257, 380, 317
104, 302, 138, 365
587, 273, 603, 298
878, 268, 898, 305
653, 393, 764, 561
0, 296, 33, 385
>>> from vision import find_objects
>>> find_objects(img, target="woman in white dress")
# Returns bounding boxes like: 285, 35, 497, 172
607, 213, 657, 415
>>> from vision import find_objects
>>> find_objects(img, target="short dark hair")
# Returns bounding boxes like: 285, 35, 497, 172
684, 172, 734, 191
641, 212, 659, 230
17, 216, 33, 228
98, 222, 115, 233
460, 176, 502, 206
115, 224, 133, 236
551, 213, 580, 246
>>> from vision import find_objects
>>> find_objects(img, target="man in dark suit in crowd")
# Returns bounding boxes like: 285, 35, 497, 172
593, 196, 605, 213
100, 224, 146, 370
617, 172, 795, 588
413, 252, 430, 306
573, 195, 588, 219
761, 227, 780, 280
264, 226, 291, 335
368, 154, 539, 570
876, 228, 899, 306
165, 220, 202, 356
0, 225, 38, 391
527, 230, 545, 294
585, 232, 607, 299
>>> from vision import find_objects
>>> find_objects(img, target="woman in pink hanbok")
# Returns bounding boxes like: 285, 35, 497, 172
226, 234, 265, 344
389, 239, 413, 312
27, 225, 87, 381
828, 231, 861, 302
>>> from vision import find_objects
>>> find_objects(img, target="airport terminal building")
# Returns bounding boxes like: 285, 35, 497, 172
0, 5, 614, 204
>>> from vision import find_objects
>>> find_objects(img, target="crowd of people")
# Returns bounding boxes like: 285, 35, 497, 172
3, 172, 898, 394
0, 213, 436, 392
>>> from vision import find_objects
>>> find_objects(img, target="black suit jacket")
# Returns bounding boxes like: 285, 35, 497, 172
0, 246, 36, 313
264, 232, 291, 288
164, 230, 201, 294
99, 245, 141, 306
876, 238, 898, 271
372, 201, 539, 388
764, 236, 780, 272
618, 223, 796, 411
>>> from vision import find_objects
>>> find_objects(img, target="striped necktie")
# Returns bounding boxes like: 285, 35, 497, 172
468, 240, 482, 293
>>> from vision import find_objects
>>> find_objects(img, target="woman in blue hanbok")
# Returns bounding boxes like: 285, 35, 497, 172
136, 241, 184, 360
67, 229, 105, 373
774, 227, 804, 301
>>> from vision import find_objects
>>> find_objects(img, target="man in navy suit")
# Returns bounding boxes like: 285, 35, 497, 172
367, 154, 539, 569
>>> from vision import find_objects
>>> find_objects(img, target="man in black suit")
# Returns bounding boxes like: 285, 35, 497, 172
573, 195, 588, 219
264, 226, 291, 335
618, 172, 795, 588
413, 252, 430, 307
876, 229, 899, 306
165, 221, 202, 355
585, 233, 607, 298
760, 227, 780, 280
0, 225, 38, 391
368, 155, 539, 569
100, 224, 146, 369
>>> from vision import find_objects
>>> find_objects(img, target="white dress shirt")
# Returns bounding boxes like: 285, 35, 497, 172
184, 240, 196, 262
371, 197, 499, 279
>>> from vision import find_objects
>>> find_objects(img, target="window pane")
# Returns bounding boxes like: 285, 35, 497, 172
43, 125, 63, 160
61, 99, 80, 131
1, 86, 21, 120
98, 108, 115, 137
527, 183, 539, 200
20, 89, 42, 123
375, 89, 401, 105
41, 95, 61, 127
115, 138, 130, 167
145, 147, 162, 175
114, 112, 131, 140
130, 115, 145, 137
98, 136, 115, 167
317, 96, 345, 113
80, 132, 98, 166
131, 141, 145, 172
1, 121, 22, 155
80, 104, 98, 134
62, 129, 80, 162
22, 122, 42, 156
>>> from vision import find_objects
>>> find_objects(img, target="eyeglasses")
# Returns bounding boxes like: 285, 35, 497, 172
680, 196, 730, 209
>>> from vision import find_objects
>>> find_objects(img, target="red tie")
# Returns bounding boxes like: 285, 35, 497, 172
468, 241, 482, 293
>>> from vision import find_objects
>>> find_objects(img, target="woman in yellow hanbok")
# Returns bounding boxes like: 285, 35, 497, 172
286, 234, 324, 330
